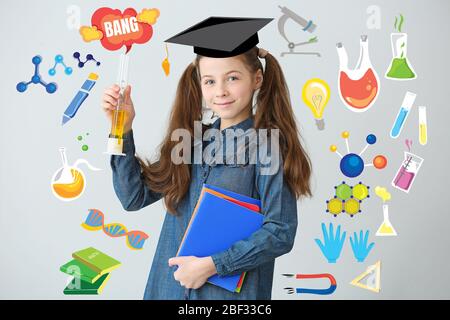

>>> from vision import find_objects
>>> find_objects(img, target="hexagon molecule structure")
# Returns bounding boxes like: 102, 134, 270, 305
326, 181, 370, 217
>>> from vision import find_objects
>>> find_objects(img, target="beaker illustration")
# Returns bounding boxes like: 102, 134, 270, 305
385, 33, 416, 80
376, 204, 397, 236
391, 151, 424, 193
51, 147, 101, 201
336, 35, 380, 112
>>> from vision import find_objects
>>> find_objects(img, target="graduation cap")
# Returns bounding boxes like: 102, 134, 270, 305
165, 17, 273, 58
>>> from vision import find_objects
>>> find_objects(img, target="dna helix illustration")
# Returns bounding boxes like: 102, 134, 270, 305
82, 208, 149, 250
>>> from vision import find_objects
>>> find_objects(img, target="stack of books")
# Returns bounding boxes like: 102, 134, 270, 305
177, 184, 264, 293
60, 247, 121, 295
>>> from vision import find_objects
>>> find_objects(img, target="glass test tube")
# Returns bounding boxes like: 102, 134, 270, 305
390, 91, 416, 138
106, 53, 129, 156
419, 106, 427, 145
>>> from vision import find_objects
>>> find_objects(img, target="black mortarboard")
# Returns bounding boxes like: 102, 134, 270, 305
165, 17, 273, 58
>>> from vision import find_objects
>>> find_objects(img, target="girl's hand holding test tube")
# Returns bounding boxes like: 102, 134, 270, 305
102, 84, 135, 134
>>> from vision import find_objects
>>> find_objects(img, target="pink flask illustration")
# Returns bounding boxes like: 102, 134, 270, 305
336, 35, 380, 112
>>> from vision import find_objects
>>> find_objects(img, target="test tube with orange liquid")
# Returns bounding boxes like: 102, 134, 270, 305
106, 53, 129, 156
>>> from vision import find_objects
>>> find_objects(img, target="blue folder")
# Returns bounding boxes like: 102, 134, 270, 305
177, 185, 263, 292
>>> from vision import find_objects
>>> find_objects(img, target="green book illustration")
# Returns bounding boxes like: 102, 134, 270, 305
60, 259, 102, 284
63, 273, 110, 295
72, 247, 121, 274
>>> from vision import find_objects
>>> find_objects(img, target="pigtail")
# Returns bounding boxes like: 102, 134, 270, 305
137, 62, 202, 215
254, 51, 312, 198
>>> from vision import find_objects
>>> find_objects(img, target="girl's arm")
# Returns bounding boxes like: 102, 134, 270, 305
110, 130, 163, 211
211, 158, 298, 276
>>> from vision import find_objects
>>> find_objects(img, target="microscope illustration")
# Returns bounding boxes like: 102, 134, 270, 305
278, 6, 320, 57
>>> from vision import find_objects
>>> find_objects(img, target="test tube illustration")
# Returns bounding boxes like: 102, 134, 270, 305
106, 54, 129, 156
390, 91, 416, 138
62, 73, 99, 125
418, 106, 427, 145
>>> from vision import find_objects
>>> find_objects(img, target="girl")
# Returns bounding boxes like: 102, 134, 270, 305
101, 17, 312, 300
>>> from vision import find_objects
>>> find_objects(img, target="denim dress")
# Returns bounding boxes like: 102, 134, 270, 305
110, 117, 298, 300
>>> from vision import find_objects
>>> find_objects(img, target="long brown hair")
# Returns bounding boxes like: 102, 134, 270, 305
138, 47, 312, 214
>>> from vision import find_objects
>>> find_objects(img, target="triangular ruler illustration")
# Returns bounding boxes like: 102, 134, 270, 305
350, 260, 381, 293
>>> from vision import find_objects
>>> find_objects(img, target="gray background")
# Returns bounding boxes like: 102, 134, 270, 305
1, 0, 449, 299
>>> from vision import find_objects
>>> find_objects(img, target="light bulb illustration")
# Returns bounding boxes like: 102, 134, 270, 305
302, 78, 330, 130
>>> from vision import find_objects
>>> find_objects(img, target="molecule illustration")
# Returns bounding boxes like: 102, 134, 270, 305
330, 131, 387, 178
48, 54, 73, 76
16, 55, 57, 94
73, 52, 101, 68
326, 181, 370, 217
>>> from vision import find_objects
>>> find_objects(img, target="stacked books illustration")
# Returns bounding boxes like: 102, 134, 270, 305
60, 247, 121, 295
177, 184, 264, 293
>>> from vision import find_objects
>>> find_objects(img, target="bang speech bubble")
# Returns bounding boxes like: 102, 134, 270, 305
81, 7, 159, 53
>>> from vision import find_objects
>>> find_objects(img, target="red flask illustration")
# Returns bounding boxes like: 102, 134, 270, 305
336, 35, 380, 112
